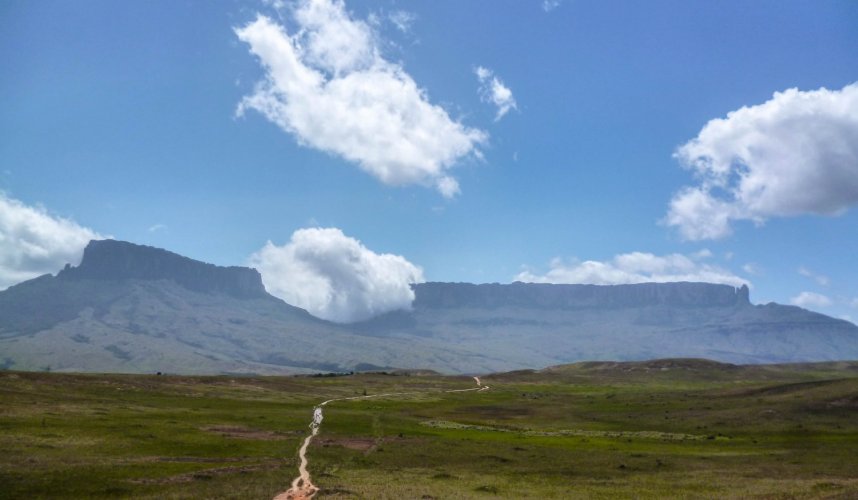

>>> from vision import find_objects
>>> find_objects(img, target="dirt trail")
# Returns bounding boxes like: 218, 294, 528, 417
273, 376, 489, 499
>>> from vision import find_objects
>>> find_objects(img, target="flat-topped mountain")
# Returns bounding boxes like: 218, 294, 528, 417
0, 240, 428, 374
59, 240, 267, 298
1, 239, 856, 374
361, 280, 858, 371
412, 281, 750, 309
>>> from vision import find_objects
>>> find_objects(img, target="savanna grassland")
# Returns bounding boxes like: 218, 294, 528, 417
1, 360, 857, 499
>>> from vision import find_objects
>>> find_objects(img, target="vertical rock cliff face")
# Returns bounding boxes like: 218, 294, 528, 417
411, 281, 751, 310
58, 240, 267, 299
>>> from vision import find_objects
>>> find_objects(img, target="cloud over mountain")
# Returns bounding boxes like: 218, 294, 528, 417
248, 227, 424, 323
790, 291, 833, 309
516, 251, 747, 288
666, 82, 858, 240
0, 193, 103, 290
235, 0, 486, 198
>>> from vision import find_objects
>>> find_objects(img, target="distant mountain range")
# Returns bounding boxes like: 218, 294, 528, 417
1, 239, 856, 374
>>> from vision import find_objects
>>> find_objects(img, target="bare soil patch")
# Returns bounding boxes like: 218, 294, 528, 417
131, 462, 279, 485
202, 425, 294, 440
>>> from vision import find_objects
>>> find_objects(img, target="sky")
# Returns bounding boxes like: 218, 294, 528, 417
2, 0, 857, 323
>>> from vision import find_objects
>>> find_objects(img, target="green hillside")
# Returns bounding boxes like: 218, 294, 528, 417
2, 360, 857, 498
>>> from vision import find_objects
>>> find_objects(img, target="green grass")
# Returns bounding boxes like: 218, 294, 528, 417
1, 361, 857, 498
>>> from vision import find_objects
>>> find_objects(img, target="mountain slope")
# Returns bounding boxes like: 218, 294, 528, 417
0, 240, 440, 374
1, 240, 856, 374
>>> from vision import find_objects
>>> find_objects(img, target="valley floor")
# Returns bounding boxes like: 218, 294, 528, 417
1, 360, 857, 498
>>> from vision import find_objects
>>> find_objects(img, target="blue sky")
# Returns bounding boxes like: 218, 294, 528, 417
2, 0, 857, 323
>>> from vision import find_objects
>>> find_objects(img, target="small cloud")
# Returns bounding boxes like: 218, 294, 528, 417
691, 248, 712, 260
388, 10, 416, 33
851, 298, 858, 309
262, 0, 287, 10
742, 263, 761, 276
543, 0, 562, 12
148, 224, 167, 233
790, 291, 832, 309
248, 227, 424, 323
798, 266, 830, 287
516, 251, 747, 288
475, 66, 517, 121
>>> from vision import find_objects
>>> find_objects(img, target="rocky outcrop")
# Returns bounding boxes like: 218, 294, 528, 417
412, 281, 751, 310
58, 240, 267, 299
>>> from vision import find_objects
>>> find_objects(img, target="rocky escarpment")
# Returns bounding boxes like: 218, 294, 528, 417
412, 281, 751, 310
58, 240, 266, 299
1, 239, 856, 375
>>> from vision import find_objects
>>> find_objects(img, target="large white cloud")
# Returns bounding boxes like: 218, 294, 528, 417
235, 1, 487, 198
475, 66, 517, 121
0, 193, 103, 290
666, 82, 858, 240
248, 227, 424, 323
516, 251, 747, 288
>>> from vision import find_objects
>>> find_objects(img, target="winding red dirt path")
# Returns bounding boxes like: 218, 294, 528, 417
274, 376, 489, 499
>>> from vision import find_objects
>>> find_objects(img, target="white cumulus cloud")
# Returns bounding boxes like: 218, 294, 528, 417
666, 82, 858, 240
515, 251, 747, 287
475, 66, 517, 121
0, 193, 103, 290
235, 1, 486, 198
790, 291, 833, 309
248, 227, 424, 323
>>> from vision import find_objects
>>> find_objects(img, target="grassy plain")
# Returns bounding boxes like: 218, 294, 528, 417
1, 359, 857, 499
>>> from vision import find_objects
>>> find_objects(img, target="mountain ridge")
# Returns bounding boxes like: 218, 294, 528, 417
1, 239, 856, 374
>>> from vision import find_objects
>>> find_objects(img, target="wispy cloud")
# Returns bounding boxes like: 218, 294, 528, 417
665, 82, 858, 240
235, 1, 486, 198
388, 10, 416, 33
475, 66, 517, 121
790, 291, 832, 309
542, 0, 562, 12
742, 263, 761, 276
798, 266, 830, 287
516, 250, 747, 287
248, 227, 424, 323
148, 224, 167, 233
0, 193, 104, 290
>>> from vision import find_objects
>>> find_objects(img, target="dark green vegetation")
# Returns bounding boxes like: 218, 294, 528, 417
2, 359, 857, 498
3, 240, 858, 375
